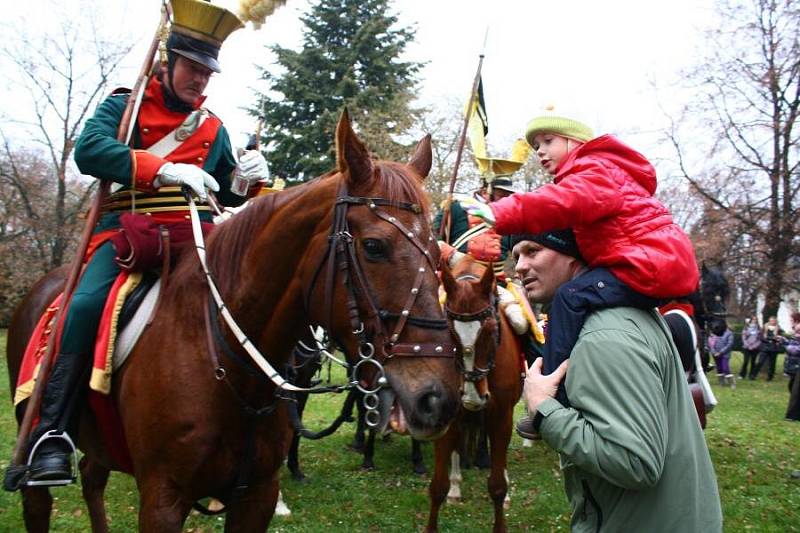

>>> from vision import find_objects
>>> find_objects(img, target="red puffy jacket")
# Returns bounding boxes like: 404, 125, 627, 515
492, 134, 698, 298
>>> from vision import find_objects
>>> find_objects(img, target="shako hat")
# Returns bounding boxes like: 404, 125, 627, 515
167, 0, 244, 73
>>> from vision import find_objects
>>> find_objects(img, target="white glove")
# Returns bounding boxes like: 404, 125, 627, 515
235, 150, 270, 184
155, 162, 219, 202
461, 197, 496, 226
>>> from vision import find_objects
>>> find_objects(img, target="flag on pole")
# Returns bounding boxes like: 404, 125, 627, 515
466, 77, 488, 162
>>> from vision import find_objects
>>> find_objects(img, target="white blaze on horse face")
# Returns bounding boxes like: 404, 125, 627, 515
453, 319, 485, 410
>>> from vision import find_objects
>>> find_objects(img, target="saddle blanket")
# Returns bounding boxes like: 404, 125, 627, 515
14, 271, 161, 473
15, 271, 160, 404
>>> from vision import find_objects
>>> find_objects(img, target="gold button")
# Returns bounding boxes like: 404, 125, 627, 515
203, 142, 210, 148
185, 215, 190, 220
196, 156, 203, 162
145, 212, 152, 216
142, 127, 150, 134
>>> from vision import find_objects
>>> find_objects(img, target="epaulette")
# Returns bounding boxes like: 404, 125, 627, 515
110, 87, 132, 96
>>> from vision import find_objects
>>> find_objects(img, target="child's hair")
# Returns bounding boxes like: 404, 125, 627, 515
525, 104, 594, 147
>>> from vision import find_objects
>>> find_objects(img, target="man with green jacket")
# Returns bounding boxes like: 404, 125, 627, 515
512, 230, 722, 532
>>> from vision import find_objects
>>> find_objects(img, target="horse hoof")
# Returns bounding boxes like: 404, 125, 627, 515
522, 438, 533, 447
447, 496, 461, 504
207, 498, 225, 513
414, 465, 427, 475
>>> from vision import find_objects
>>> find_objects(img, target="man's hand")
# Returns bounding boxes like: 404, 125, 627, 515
155, 162, 219, 201
235, 150, 270, 184
523, 358, 568, 413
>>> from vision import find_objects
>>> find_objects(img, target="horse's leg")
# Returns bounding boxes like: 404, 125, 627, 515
287, 387, 313, 481
486, 405, 513, 533
475, 411, 491, 469
411, 438, 426, 475
426, 427, 459, 533
79, 456, 110, 533
20, 487, 53, 533
350, 395, 366, 452
137, 477, 193, 533
361, 429, 376, 470
223, 476, 279, 533
446, 450, 462, 503
286, 432, 303, 481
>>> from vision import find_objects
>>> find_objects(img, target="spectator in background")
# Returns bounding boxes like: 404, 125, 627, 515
708, 319, 735, 388
741, 315, 761, 379
752, 316, 784, 381
784, 314, 800, 421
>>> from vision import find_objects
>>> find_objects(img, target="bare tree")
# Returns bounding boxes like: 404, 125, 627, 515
665, 0, 799, 319
0, 2, 134, 324
1, 7, 133, 268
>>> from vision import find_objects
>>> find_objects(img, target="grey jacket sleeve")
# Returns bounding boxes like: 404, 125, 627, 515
537, 328, 668, 490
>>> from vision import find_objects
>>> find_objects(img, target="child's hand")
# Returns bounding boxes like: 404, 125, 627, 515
462, 199, 496, 226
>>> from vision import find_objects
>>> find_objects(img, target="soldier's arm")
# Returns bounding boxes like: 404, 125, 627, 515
74, 92, 165, 192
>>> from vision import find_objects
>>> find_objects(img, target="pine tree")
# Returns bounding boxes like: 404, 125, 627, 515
253, 0, 421, 182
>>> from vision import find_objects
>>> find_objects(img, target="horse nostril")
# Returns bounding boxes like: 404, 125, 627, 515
416, 388, 442, 420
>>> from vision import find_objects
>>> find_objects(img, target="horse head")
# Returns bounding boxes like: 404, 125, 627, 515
700, 262, 729, 317
441, 257, 497, 411
297, 111, 459, 440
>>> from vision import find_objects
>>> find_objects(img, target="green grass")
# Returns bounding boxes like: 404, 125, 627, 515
0, 330, 798, 531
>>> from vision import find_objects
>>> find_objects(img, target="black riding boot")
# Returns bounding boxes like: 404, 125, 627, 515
26, 352, 91, 483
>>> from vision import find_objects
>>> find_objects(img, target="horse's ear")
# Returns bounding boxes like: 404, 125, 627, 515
407, 134, 432, 180
440, 260, 457, 296
479, 263, 495, 294
336, 109, 373, 186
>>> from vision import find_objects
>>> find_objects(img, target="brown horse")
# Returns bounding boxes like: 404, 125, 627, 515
426, 257, 523, 533
6, 113, 461, 532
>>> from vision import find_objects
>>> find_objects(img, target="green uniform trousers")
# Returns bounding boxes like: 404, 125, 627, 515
59, 241, 121, 355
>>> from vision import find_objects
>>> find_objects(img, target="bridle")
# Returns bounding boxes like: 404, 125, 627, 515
306, 180, 456, 426
444, 274, 499, 385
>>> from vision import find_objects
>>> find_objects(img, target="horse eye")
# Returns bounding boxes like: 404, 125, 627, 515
362, 238, 389, 261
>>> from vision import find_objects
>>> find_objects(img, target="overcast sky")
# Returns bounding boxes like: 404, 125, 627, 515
6, 0, 717, 179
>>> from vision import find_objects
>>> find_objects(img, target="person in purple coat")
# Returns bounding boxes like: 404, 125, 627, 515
708, 319, 735, 388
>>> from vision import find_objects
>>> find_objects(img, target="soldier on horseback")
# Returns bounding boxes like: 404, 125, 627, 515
17, 0, 268, 486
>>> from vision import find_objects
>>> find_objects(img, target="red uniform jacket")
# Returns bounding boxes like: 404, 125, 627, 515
491, 134, 698, 298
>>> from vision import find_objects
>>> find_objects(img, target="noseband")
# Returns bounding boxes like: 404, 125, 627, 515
307, 181, 456, 426
444, 274, 499, 384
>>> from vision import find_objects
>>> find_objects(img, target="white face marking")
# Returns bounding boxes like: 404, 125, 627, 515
453, 320, 484, 409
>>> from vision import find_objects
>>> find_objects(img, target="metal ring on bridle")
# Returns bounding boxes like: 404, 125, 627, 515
363, 391, 380, 410
358, 342, 375, 359
365, 409, 381, 428
352, 357, 386, 394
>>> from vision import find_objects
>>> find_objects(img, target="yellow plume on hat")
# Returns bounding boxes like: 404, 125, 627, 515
238, 0, 288, 29
475, 138, 531, 177
171, 0, 244, 46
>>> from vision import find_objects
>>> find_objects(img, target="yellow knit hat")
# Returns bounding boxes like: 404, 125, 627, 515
525, 104, 594, 147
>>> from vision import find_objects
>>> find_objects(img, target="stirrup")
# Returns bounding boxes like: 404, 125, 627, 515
24, 430, 78, 487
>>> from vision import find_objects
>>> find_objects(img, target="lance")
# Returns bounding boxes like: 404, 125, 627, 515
9, 2, 171, 471
439, 30, 489, 244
